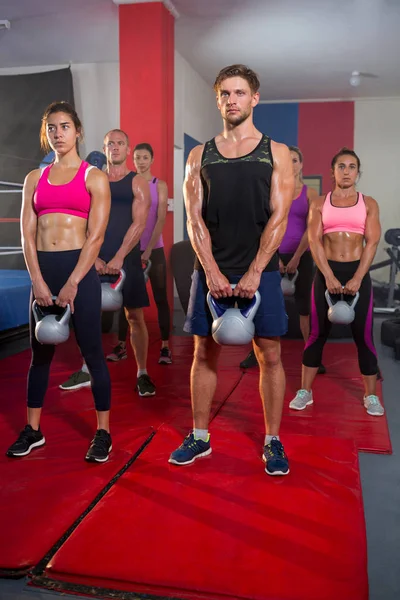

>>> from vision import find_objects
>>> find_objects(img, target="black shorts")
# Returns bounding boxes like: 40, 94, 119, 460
100, 249, 149, 310
280, 251, 314, 316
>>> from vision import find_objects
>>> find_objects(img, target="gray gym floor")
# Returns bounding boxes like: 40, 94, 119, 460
0, 311, 399, 600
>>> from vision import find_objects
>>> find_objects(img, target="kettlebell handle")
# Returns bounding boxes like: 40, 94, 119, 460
325, 288, 360, 309
206, 293, 225, 320
110, 269, 126, 292
142, 259, 152, 278
284, 270, 299, 283
32, 295, 58, 323
32, 296, 71, 324
349, 291, 360, 309
206, 286, 261, 321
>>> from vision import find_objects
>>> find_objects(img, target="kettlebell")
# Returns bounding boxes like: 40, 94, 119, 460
325, 289, 360, 325
281, 270, 299, 296
206, 285, 261, 346
32, 297, 71, 345
142, 259, 152, 283
101, 269, 126, 312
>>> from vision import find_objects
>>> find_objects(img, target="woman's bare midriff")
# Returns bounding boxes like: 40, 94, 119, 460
36, 213, 87, 252
323, 231, 364, 262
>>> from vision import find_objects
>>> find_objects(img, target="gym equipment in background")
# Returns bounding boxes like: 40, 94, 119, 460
370, 228, 400, 314
85, 151, 107, 171
381, 318, 400, 360
39, 151, 55, 168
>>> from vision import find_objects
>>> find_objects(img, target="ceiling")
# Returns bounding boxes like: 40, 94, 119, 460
0, 0, 399, 100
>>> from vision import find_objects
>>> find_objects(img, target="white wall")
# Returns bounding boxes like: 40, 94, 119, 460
355, 99, 400, 281
0, 62, 120, 159
173, 51, 221, 243
71, 63, 119, 157
174, 51, 221, 150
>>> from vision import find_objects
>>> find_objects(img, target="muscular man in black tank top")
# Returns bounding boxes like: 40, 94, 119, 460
169, 64, 294, 475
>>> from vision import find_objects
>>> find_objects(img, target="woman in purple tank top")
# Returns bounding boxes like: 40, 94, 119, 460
112, 143, 172, 364
241, 146, 324, 373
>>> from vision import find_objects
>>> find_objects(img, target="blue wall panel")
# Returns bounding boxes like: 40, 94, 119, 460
253, 103, 299, 147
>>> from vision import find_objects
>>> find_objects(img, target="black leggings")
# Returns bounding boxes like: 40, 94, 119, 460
303, 260, 378, 376
28, 250, 111, 411
280, 251, 314, 316
118, 247, 171, 342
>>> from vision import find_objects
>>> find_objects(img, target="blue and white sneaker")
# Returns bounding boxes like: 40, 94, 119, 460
262, 438, 290, 476
169, 432, 212, 465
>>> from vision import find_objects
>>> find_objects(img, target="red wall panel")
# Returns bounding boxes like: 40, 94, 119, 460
298, 102, 354, 194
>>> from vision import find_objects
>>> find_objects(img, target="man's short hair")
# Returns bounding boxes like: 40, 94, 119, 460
214, 64, 260, 94
104, 129, 130, 145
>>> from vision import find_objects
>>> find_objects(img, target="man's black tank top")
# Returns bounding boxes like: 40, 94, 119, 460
194, 134, 278, 276
100, 172, 140, 262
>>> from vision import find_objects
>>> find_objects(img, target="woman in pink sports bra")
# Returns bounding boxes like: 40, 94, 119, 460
289, 147, 384, 416
6, 102, 113, 462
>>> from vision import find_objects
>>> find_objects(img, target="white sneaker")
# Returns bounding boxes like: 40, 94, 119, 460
364, 395, 385, 416
289, 389, 313, 411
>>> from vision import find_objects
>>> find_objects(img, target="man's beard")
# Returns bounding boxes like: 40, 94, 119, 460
224, 108, 251, 127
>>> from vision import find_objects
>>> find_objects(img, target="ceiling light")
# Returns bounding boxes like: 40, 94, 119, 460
350, 71, 361, 87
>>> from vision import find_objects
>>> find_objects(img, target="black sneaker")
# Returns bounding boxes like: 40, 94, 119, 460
106, 343, 128, 362
135, 374, 156, 397
85, 429, 112, 463
158, 347, 172, 365
240, 349, 258, 369
6, 425, 45, 458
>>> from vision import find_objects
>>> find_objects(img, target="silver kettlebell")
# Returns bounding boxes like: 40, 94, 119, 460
325, 289, 360, 325
207, 284, 261, 346
101, 269, 126, 312
281, 270, 299, 296
142, 259, 152, 283
32, 296, 71, 345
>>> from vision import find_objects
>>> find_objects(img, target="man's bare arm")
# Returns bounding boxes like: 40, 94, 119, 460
107, 175, 151, 273
250, 141, 294, 274
184, 145, 232, 298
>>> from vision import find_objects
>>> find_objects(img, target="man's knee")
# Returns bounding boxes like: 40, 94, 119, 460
126, 308, 145, 328
254, 337, 282, 368
193, 335, 220, 364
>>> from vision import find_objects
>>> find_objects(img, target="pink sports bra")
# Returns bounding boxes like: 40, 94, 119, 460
33, 161, 94, 219
322, 192, 366, 236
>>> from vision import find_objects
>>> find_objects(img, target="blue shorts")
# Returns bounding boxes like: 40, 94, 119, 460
184, 270, 288, 338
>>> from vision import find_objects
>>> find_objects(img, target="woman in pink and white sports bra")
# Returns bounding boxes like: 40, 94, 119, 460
6, 102, 113, 463
289, 148, 384, 417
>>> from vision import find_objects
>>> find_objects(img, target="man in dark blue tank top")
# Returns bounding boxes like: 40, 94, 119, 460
169, 65, 294, 475
60, 129, 156, 397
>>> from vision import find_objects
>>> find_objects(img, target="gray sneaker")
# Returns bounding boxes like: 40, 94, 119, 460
59, 370, 91, 391
289, 389, 313, 411
364, 395, 385, 416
